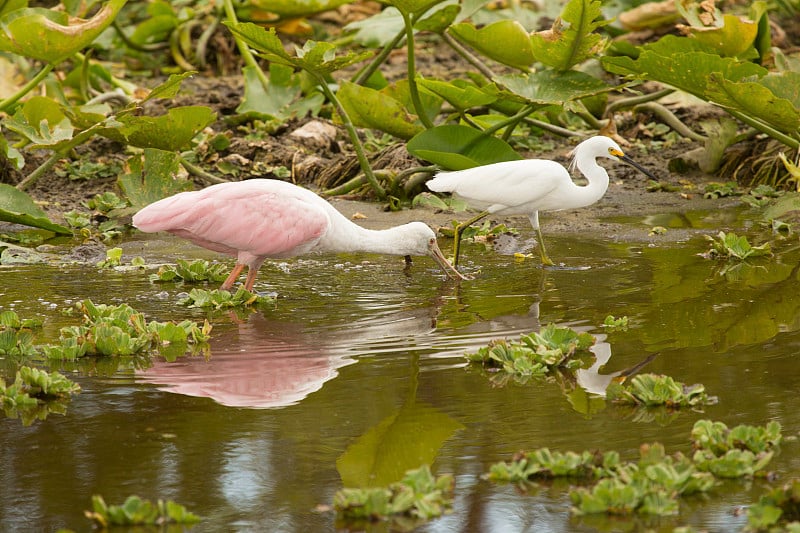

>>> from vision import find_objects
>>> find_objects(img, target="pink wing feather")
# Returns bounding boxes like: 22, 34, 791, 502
133, 181, 331, 259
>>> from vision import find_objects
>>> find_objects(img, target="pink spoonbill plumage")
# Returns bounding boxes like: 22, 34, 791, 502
426, 135, 657, 266
132, 179, 467, 290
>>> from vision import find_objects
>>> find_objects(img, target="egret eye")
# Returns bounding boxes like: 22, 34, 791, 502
609, 148, 624, 157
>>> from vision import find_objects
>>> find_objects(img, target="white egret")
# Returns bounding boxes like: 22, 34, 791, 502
426, 135, 657, 266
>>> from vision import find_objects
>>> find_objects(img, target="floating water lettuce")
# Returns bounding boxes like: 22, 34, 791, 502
702, 231, 772, 261
489, 448, 617, 483
149, 259, 230, 284
690, 420, 780, 476
41, 300, 211, 360
606, 373, 716, 408
178, 287, 275, 309
465, 324, 595, 380
747, 479, 800, 530
85, 495, 200, 527
334, 465, 453, 524
0, 310, 40, 357
1, 366, 81, 425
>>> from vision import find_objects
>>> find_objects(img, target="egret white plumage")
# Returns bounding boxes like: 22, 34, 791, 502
426, 136, 656, 266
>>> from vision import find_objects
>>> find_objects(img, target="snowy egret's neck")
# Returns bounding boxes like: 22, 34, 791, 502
566, 153, 611, 209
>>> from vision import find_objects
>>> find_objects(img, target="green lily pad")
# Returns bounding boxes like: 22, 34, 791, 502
407, 124, 522, 170
0, 0, 127, 64
337, 81, 423, 140
0, 184, 71, 234
448, 19, 534, 70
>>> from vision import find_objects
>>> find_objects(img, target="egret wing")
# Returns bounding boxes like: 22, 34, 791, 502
432, 160, 567, 210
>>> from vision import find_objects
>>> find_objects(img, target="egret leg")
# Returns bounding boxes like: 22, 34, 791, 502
453, 210, 489, 266
535, 227, 555, 266
221, 263, 245, 290
529, 211, 554, 266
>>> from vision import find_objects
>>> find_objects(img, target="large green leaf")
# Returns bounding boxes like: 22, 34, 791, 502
4, 96, 74, 148
417, 78, 496, 110
248, 0, 354, 17
236, 63, 323, 120
496, 70, 613, 106
530, 0, 609, 71
224, 22, 372, 76
382, 0, 447, 17
407, 124, 521, 170
449, 19, 534, 70
99, 106, 216, 151
337, 81, 423, 140
0, 184, 71, 234
706, 74, 800, 134
0, 0, 127, 64
685, 13, 759, 58
602, 43, 767, 99
759, 71, 800, 110
118, 149, 193, 209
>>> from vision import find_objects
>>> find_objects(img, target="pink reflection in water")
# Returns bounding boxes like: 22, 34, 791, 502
138, 313, 355, 408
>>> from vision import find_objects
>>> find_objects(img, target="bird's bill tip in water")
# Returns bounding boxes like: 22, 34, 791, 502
619, 154, 657, 181
428, 239, 471, 280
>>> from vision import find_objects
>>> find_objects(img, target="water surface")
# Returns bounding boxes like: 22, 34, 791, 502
2, 215, 799, 532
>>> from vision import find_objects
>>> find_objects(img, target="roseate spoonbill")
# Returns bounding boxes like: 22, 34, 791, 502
132, 179, 467, 290
426, 136, 656, 266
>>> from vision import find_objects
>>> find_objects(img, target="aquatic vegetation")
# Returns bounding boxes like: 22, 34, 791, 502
691, 419, 782, 455
41, 300, 211, 360
149, 259, 230, 283
178, 287, 275, 309
703, 181, 741, 199
702, 231, 773, 261
488, 448, 617, 484
0, 310, 41, 358
334, 465, 453, 524
747, 478, 800, 530
602, 315, 629, 331
490, 421, 783, 517
85, 495, 200, 527
606, 373, 716, 408
465, 324, 594, 380
1, 366, 81, 425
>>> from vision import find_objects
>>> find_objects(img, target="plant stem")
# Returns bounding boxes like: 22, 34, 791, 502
725, 109, 800, 150
222, 0, 270, 93
401, 11, 434, 129
178, 155, 228, 185
323, 174, 367, 196
634, 102, 707, 142
352, 29, 406, 86
17, 126, 101, 191
606, 88, 674, 114
0, 63, 54, 113
440, 31, 497, 80
316, 78, 386, 199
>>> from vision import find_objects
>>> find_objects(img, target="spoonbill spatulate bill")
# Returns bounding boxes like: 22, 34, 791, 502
132, 179, 468, 291
426, 136, 657, 266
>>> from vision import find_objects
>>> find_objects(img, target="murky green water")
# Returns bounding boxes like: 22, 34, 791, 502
2, 213, 800, 532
